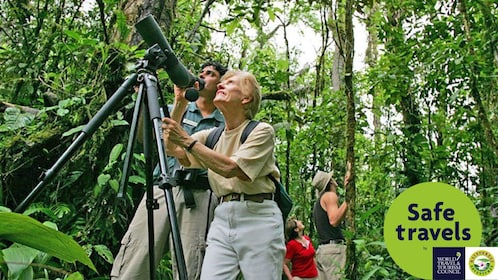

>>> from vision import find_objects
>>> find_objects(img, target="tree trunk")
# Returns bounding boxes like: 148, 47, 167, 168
344, 0, 357, 278
329, 0, 357, 277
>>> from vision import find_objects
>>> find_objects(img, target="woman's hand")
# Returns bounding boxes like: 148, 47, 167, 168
162, 117, 192, 148
161, 117, 192, 166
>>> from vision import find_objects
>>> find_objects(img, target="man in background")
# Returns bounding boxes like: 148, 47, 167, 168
312, 170, 349, 280
111, 61, 227, 279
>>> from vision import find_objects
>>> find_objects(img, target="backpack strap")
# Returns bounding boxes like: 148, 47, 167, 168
205, 126, 224, 149
205, 120, 260, 149
241, 120, 260, 144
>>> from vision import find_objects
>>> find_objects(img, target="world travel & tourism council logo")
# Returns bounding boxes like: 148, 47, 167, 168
433, 247, 465, 279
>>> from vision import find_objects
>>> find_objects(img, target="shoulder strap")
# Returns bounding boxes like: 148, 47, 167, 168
205, 126, 224, 149
205, 120, 260, 149
241, 120, 260, 144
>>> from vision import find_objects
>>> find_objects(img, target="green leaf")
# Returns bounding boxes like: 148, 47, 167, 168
129, 175, 145, 185
109, 144, 124, 164
97, 174, 111, 186
67, 271, 84, 280
62, 125, 85, 137
2, 107, 35, 131
0, 206, 12, 212
360, 267, 380, 280
2, 244, 36, 280
110, 119, 129, 127
93, 244, 114, 264
64, 30, 82, 41
226, 21, 239, 36
109, 179, 119, 192
0, 213, 97, 272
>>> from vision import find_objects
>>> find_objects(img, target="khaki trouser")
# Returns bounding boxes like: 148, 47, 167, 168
111, 186, 218, 280
200, 200, 286, 280
315, 243, 347, 280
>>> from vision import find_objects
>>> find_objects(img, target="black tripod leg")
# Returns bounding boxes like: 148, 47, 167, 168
143, 73, 188, 280
117, 82, 145, 199
142, 90, 159, 280
15, 73, 139, 213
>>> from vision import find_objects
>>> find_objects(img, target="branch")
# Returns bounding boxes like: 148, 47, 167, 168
262, 91, 290, 101
95, 0, 109, 44
1, 101, 39, 114
186, 0, 217, 43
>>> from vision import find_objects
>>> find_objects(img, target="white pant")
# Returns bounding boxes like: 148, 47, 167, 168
111, 186, 218, 280
201, 199, 285, 280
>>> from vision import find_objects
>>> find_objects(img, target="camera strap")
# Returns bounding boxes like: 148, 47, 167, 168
183, 188, 196, 209
172, 162, 198, 209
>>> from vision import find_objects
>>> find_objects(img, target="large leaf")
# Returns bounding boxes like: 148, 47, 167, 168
0, 213, 97, 272
2, 244, 37, 280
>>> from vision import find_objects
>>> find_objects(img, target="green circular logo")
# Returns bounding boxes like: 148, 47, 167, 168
384, 182, 482, 279
469, 250, 495, 276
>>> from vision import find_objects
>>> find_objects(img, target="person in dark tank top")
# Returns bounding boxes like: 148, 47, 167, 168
312, 170, 349, 280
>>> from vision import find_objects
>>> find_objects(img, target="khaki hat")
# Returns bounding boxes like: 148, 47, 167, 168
312, 171, 334, 193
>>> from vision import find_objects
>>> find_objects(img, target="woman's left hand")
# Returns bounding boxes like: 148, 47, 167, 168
162, 117, 191, 147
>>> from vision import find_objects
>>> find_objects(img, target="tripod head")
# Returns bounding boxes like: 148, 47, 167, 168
135, 44, 168, 72
135, 15, 200, 89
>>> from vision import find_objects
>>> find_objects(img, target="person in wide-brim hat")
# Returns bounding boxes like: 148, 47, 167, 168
312, 170, 338, 196
312, 170, 348, 280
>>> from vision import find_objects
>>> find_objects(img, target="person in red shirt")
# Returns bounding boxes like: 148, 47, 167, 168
283, 218, 319, 280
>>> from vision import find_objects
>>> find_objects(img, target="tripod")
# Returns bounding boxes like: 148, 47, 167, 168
14, 44, 188, 280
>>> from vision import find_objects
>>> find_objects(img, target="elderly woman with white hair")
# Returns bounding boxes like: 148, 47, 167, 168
162, 70, 285, 280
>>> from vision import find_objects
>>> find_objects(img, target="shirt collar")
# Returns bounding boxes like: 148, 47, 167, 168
187, 102, 224, 123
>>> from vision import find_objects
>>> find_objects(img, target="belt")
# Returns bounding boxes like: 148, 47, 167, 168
220, 193, 274, 203
322, 239, 345, 245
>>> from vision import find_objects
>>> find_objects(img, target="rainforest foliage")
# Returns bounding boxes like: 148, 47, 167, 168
0, 0, 497, 279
